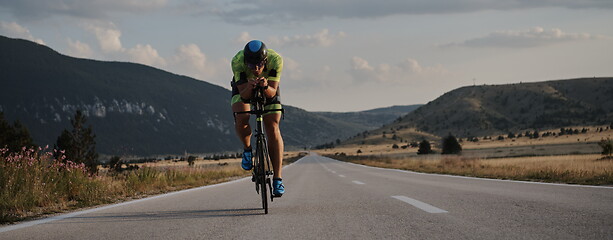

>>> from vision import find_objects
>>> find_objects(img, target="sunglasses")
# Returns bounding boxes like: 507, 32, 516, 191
247, 60, 266, 69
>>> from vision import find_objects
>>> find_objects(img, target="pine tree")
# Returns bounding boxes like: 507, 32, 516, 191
0, 112, 35, 153
442, 134, 462, 154
55, 110, 99, 174
417, 140, 433, 155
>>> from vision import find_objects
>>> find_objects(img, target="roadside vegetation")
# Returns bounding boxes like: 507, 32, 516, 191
327, 153, 613, 185
0, 146, 247, 224
322, 126, 613, 186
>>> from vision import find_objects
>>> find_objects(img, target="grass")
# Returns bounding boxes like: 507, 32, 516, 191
1, 148, 308, 224
327, 153, 613, 186
0, 147, 248, 224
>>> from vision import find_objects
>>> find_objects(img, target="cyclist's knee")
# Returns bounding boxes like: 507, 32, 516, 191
264, 123, 282, 141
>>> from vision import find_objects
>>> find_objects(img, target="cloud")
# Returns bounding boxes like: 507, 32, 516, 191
348, 57, 446, 83
126, 44, 166, 67
0, 21, 45, 44
170, 44, 214, 78
85, 22, 123, 52
268, 29, 346, 47
441, 27, 605, 48
281, 57, 303, 82
0, 0, 168, 21
199, 0, 613, 24
81, 21, 167, 68
234, 32, 253, 45
235, 29, 345, 48
66, 38, 93, 58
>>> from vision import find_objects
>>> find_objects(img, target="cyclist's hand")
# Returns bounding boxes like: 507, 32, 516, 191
256, 77, 268, 87
248, 78, 258, 89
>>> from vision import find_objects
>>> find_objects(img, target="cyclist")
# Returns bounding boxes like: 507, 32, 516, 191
231, 40, 285, 197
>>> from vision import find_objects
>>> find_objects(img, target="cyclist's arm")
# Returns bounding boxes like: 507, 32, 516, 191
237, 79, 255, 100
262, 79, 279, 98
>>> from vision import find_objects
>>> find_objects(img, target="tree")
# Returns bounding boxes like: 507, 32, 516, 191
55, 110, 99, 174
417, 140, 433, 155
0, 112, 35, 153
109, 156, 123, 171
187, 156, 196, 166
442, 134, 462, 155
598, 138, 613, 157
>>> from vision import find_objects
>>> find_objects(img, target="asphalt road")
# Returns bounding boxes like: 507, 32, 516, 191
1, 153, 612, 239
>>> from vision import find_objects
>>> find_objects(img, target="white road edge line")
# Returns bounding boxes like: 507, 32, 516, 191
321, 155, 613, 189
0, 156, 310, 233
392, 196, 448, 214
352, 180, 365, 185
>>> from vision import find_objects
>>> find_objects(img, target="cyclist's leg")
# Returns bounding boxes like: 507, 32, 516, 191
263, 112, 283, 179
232, 98, 251, 150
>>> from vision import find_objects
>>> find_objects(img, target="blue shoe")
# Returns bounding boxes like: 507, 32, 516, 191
241, 149, 253, 170
273, 178, 285, 197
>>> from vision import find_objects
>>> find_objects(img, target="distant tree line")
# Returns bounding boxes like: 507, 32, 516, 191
462, 126, 611, 142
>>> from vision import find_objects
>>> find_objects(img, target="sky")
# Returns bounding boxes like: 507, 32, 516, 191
1, 1, 612, 112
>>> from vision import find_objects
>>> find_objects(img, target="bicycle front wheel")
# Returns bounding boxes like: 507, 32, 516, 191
257, 140, 269, 214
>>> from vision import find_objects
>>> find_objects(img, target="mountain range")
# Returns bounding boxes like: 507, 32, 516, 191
0, 36, 416, 155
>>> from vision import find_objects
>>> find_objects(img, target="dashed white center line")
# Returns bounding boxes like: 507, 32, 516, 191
391, 196, 448, 213
338, 175, 346, 178
352, 180, 365, 185
331, 171, 336, 174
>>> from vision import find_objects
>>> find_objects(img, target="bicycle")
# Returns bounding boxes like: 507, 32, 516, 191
234, 85, 283, 214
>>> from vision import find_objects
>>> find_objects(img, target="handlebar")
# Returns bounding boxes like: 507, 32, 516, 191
233, 85, 284, 117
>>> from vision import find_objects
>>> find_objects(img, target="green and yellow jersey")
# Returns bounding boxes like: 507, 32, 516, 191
230, 49, 283, 110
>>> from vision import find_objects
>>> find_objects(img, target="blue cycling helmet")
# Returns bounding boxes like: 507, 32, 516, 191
244, 40, 267, 65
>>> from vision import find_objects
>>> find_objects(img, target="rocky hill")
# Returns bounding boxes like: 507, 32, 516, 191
375, 78, 613, 140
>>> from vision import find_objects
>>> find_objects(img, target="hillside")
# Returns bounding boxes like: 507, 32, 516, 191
314, 105, 422, 132
372, 78, 613, 140
0, 36, 414, 155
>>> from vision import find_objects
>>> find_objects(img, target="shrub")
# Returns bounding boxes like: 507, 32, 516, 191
417, 140, 433, 155
187, 156, 196, 166
109, 156, 122, 171
442, 134, 462, 155
599, 138, 613, 157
